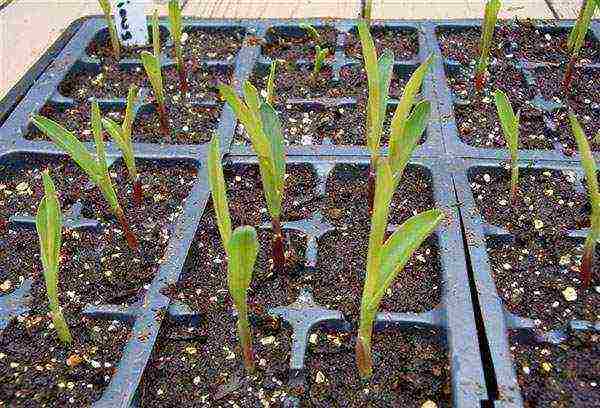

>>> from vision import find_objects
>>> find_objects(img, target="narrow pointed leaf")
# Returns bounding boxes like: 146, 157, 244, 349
152, 10, 160, 58
243, 80, 261, 118
123, 85, 139, 143
91, 101, 108, 177
102, 117, 136, 180
168, 0, 184, 68
227, 226, 259, 312
266, 60, 277, 105
259, 103, 285, 219
207, 136, 232, 250
476, 0, 502, 75
570, 112, 599, 199
567, 0, 597, 54
390, 100, 430, 182
493, 90, 519, 152
141, 51, 165, 106
358, 20, 382, 154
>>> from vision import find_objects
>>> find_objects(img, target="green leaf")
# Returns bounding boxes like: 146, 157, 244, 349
476, 0, 501, 75
227, 226, 259, 313
570, 112, 599, 199
313, 45, 329, 77
266, 60, 277, 106
375, 49, 394, 138
152, 9, 161, 58
141, 51, 165, 107
243, 80, 261, 118
168, 0, 184, 69
102, 117, 136, 181
363, 0, 372, 20
31, 115, 100, 182
259, 103, 285, 219
358, 20, 381, 155
493, 90, 519, 153
123, 85, 139, 142
299, 23, 320, 42
389, 55, 433, 159
91, 101, 108, 177
389, 100, 430, 182
567, 0, 597, 56
97, 0, 111, 15
368, 209, 444, 311
207, 136, 232, 250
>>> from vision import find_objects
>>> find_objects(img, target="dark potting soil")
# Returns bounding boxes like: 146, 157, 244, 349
177, 27, 245, 62
250, 62, 409, 101
85, 27, 170, 61
344, 27, 419, 61
436, 22, 600, 65
161, 64, 233, 101
488, 237, 600, 331
0, 155, 197, 298
469, 168, 588, 240
59, 65, 149, 102
232, 103, 403, 146
305, 327, 451, 407
262, 26, 337, 61
133, 102, 222, 144
509, 331, 600, 407
25, 103, 125, 142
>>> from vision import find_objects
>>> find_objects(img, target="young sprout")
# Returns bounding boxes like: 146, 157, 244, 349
357, 158, 444, 379
220, 82, 287, 274
299, 23, 320, 43
570, 112, 599, 288
266, 60, 278, 106
98, 0, 120, 59
207, 135, 232, 249
493, 90, 519, 202
102, 85, 142, 206
363, 0, 373, 20
152, 9, 160, 58
474, 0, 502, 92
564, 0, 597, 90
140, 50, 170, 139
168, 0, 188, 94
358, 19, 433, 212
36, 171, 72, 345
228, 225, 259, 373
31, 102, 139, 250
312, 45, 329, 80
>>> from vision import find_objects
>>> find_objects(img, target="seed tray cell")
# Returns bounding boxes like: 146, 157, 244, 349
428, 19, 600, 161
453, 158, 600, 407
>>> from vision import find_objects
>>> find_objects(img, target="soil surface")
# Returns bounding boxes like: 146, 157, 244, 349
344, 26, 419, 61
469, 167, 588, 240
436, 22, 600, 65
250, 62, 409, 101
177, 27, 245, 62
510, 331, 600, 407
488, 237, 600, 331
86, 27, 170, 61
262, 26, 337, 61
26, 103, 125, 142
233, 103, 408, 146
0, 156, 195, 405
305, 327, 451, 407
59, 65, 149, 102
134, 102, 222, 144
162, 64, 233, 102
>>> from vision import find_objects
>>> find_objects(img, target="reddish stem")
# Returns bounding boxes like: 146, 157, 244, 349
563, 57, 576, 92
271, 218, 286, 274
355, 336, 373, 379
474, 70, 485, 93
367, 163, 375, 215
156, 103, 171, 141
133, 178, 143, 207
581, 246, 593, 288
116, 212, 139, 251
177, 64, 189, 95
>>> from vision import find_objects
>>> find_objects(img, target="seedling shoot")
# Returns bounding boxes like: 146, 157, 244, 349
570, 112, 600, 287
266, 60, 278, 106
564, 0, 597, 90
36, 170, 72, 345
474, 0, 501, 92
493, 89, 519, 202
31, 101, 139, 250
168, 0, 188, 94
102, 85, 143, 206
141, 50, 170, 139
312, 45, 329, 80
98, 0, 120, 59
299, 23, 320, 42
220, 82, 287, 273
152, 9, 161, 58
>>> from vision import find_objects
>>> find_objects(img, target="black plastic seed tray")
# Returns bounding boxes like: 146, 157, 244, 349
453, 157, 600, 407
427, 19, 600, 162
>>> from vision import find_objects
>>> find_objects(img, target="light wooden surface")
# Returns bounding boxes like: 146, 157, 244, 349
0, 1, 574, 101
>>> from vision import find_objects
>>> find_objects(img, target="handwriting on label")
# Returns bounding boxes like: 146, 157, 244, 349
113, 0, 149, 47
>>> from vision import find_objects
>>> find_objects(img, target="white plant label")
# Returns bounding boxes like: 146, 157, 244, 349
112, 0, 149, 47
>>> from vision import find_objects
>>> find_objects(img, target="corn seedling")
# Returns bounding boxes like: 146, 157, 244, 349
140, 50, 170, 139
36, 171, 72, 345
358, 19, 433, 212
207, 135, 233, 249
312, 45, 329, 80
31, 102, 139, 250
220, 82, 287, 273
357, 158, 443, 378
102, 85, 142, 206
168, 0, 188, 94
570, 112, 599, 287
564, 0, 597, 90
493, 90, 519, 202
228, 226, 259, 372
98, 0, 120, 59
475, 0, 502, 92
299, 23, 320, 43
266, 60, 278, 106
